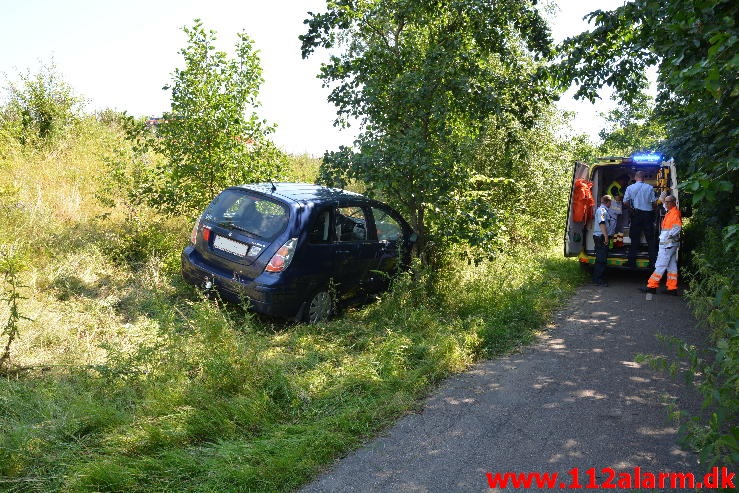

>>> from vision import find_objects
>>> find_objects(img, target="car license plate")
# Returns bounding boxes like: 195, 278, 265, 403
213, 235, 248, 257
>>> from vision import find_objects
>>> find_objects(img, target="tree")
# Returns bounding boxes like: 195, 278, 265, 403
1, 60, 80, 148
554, 0, 737, 220
301, 0, 555, 255
597, 90, 666, 157
554, 0, 738, 469
139, 20, 285, 215
472, 108, 596, 252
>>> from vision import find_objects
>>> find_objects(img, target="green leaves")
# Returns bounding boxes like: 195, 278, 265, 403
681, 173, 734, 207
557, 1, 738, 470
135, 20, 285, 216
597, 91, 666, 157
0, 245, 31, 374
555, 0, 737, 234
1, 60, 81, 149
303, 0, 555, 255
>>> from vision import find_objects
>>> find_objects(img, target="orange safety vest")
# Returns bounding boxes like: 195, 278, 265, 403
661, 206, 682, 230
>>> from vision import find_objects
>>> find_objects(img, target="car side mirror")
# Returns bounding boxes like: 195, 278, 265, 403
408, 232, 418, 243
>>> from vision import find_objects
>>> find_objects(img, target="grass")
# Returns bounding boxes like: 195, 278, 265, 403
0, 120, 584, 492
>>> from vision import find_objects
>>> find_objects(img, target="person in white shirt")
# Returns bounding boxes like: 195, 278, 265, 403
592, 195, 616, 286
623, 171, 657, 268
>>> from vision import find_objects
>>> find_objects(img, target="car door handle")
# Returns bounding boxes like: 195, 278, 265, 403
336, 249, 352, 254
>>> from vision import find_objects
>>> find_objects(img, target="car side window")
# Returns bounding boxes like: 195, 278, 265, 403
309, 209, 332, 244
336, 206, 368, 242
372, 207, 403, 241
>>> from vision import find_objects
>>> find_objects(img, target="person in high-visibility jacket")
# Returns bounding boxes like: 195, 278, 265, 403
644, 194, 682, 296
606, 174, 629, 233
606, 174, 629, 201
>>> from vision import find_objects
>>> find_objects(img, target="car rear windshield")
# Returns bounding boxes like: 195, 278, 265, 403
204, 189, 289, 240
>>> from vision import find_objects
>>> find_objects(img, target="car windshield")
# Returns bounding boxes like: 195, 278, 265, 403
204, 189, 288, 240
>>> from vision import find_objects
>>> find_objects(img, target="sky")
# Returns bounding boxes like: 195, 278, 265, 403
0, 0, 626, 156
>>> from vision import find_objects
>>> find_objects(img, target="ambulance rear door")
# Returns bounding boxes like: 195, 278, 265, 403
564, 162, 591, 257
664, 159, 680, 206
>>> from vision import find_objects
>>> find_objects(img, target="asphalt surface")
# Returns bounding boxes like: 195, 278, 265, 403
299, 270, 706, 492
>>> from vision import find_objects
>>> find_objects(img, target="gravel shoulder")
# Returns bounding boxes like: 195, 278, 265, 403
299, 270, 704, 492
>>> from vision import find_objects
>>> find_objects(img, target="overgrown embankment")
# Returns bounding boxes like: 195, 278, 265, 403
0, 118, 582, 492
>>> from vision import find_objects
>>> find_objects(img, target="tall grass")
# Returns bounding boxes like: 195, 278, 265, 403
0, 120, 583, 492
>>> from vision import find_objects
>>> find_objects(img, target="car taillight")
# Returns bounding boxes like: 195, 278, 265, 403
190, 218, 211, 245
265, 238, 297, 273
190, 218, 200, 244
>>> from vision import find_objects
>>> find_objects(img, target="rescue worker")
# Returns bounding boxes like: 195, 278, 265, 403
607, 174, 629, 201
623, 170, 657, 268
607, 174, 629, 232
642, 195, 682, 299
592, 194, 616, 286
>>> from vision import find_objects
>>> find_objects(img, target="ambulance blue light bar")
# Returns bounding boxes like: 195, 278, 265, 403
631, 152, 662, 163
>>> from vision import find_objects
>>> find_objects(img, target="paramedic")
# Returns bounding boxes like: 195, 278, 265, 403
592, 194, 616, 286
607, 174, 629, 232
607, 174, 629, 200
623, 170, 657, 268
643, 195, 682, 296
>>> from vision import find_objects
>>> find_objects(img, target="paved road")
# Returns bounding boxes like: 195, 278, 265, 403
300, 271, 705, 492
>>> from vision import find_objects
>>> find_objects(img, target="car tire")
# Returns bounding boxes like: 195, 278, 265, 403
304, 290, 333, 323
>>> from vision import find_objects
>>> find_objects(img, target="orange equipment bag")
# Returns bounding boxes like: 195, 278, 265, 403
572, 179, 595, 223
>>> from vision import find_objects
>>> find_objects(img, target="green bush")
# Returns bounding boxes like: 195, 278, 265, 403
681, 228, 739, 469
0, 244, 30, 373
283, 153, 321, 183
1, 61, 80, 148
97, 213, 188, 272
129, 21, 286, 216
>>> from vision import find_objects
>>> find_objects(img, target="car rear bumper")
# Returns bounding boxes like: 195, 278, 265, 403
181, 246, 302, 318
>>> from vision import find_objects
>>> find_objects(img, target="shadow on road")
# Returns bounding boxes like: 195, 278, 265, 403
300, 273, 704, 492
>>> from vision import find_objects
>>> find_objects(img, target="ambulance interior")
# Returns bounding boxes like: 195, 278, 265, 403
582, 162, 669, 260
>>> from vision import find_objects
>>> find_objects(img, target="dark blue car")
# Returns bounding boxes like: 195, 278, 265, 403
181, 183, 417, 322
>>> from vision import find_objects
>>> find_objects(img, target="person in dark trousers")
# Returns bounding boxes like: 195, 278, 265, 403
592, 194, 616, 286
623, 170, 657, 268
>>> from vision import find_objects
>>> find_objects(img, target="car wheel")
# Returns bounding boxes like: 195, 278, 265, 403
305, 290, 332, 323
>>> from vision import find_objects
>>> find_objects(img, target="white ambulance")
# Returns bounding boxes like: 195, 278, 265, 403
564, 152, 683, 270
